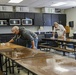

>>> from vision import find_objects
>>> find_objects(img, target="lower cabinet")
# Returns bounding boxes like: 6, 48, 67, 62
0, 34, 14, 43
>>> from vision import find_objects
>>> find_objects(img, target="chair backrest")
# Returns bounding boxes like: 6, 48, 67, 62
38, 34, 45, 42
45, 33, 53, 38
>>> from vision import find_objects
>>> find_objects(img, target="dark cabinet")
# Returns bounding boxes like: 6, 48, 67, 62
51, 14, 66, 27
0, 12, 66, 27
9, 12, 15, 19
0, 12, 4, 18
24, 13, 34, 19
0, 34, 14, 43
51, 14, 59, 26
34, 13, 43, 26
59, 14, 66, 26
43, 13, 52, 26
3, 12, 10, 19
0, 12, 15, 19
14, 12, 25, 19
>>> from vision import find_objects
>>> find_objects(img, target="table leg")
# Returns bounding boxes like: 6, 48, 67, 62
0, 54, 3, 71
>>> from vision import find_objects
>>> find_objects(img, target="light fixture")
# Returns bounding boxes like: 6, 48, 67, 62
51, 2, 67, 6
8, 0, 23, 3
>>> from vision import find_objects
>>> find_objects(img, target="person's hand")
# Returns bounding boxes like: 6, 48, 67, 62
6, 42, 10, 46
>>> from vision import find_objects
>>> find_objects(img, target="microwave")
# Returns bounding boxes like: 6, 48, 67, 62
22, 19, 32, 25
9, 19, 21, 25
0, 20, 7, 25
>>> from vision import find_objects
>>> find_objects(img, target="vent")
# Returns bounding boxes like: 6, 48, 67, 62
55, 9, 61, 13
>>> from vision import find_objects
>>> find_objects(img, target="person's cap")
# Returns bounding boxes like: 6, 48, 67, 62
12, 26, 19, 31
54, 22, 58, 25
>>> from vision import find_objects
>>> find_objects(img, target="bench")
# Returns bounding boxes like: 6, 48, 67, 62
39, 45, 74, 52
39, 45, 76, 58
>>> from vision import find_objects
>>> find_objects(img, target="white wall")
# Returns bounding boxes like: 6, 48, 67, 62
0, 26, 39, 33
0, 26, 52, 34
0, 27, 12, 34
64, 7, 76, 36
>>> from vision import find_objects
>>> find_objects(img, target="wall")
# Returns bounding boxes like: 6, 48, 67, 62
0, 27, 12, 34
29, 7, 41, 13
64, 7, 76, 36
0, 26, 39, 34
0, 25, 52, 34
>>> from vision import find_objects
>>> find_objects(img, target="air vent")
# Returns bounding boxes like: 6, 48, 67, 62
55, 9, 61, 13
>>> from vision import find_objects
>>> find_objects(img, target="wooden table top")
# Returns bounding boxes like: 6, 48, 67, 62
1, 42, 76, 75
0, 43, 24, 52
7, 43, 25, 49
16, 54, 76, 75
1, 43, 76, 75
1, 47, 45, 60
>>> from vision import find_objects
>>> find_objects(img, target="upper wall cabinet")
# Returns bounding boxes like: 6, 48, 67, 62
51, 14, 59, 26
3, 12, 15, 19
14, 12, 25, 19
24, 13, 34, 19
43, 13, 52, 26
8, 12, 15, 19
59, 14, 66, 26
34, 13, 43, 26
0, 12, 66, 26
0, 12, 4, 18
3, 12, 10, 19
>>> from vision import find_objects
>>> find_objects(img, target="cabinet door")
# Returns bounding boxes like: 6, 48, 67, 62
59, 14, 66, 26
8, 12, 15, 19
3, 12, 15, 19
34, 13, 43, 26
25, 13, 34, 19
14, 12, 25, 19
51, 14, 59, 26
0, 35, 7, 42
43, 13, 52, 26
0, 12, 4, 18
6, 34, 14, 42
3, 12, 10, 19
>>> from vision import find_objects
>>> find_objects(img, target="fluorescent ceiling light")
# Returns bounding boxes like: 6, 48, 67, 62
51, 2, 67, 6
8, 0, 23, 3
